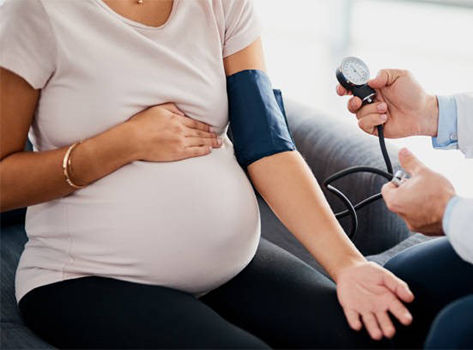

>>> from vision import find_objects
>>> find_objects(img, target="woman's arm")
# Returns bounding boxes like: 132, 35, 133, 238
0, 68, 219, 212
224, 39, 415, 340
223, 38, 365, 277
0, 68, 137, 211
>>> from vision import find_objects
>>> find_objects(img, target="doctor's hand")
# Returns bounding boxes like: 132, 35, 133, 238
382, 148, 456, 235
336, 69, 439, 138
337, 261, 414, 340
126, 103, 222, 162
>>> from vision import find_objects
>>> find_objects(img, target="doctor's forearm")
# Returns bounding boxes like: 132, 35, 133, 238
247, 151, 365, 282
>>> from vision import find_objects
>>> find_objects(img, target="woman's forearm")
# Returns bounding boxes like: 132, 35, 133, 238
247, 150, 366, 282
0, 122, 138, 212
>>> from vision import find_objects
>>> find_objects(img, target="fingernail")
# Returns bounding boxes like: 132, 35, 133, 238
380, 114, 387, 121
209, 126, 215, 132
217, 137, 223, 145
377, 103, 387, 112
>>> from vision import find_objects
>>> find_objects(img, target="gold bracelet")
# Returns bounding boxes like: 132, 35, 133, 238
62, 141, 86, 189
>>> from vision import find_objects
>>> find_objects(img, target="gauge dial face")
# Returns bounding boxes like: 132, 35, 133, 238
340, 57, 370, 86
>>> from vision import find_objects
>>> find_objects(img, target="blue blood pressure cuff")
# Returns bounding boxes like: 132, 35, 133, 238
227, 69, 296, 168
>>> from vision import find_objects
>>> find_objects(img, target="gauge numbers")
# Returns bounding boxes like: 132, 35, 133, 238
340, 57, 370, 86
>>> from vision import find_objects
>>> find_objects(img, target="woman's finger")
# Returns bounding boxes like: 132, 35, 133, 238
185, 137, 221, 148
361, 312, 383, 340
375, 311, 396, 339
388, 297, 413, 326
185, 128, 217, 139
358, 114, 388, 135
382, 271, 415, 303
182, 145, 212, 159
179, 115, 212, 132
343, 308, 362, 331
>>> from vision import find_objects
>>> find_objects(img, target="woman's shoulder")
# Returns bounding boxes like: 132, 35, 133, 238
0, 0, 56, 33
0, 0, 58, 90
1, 0, 48, 17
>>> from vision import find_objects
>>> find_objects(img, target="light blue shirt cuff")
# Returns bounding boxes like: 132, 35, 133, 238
442, 195, 462, 234
432, 95, 458, 149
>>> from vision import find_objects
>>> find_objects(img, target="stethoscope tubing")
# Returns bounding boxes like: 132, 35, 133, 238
323, 125, 394, 241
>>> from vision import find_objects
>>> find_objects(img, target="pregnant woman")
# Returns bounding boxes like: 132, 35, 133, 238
1, 0, 414, 348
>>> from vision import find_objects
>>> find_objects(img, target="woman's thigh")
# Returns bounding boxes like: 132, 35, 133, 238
199, 238, 383, 349
18, 276, 270, 349
384, 237, 473, 348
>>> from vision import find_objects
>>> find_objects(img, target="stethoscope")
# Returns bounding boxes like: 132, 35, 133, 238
327, 57, 407, 241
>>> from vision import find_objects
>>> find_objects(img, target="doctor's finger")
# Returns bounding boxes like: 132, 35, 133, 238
336, 85, 352, 96
358, 115, 388, 135
348, 97, 363, 113
355, 102, 387, 120
381, 182, 397, 201
368, 69, 406, 89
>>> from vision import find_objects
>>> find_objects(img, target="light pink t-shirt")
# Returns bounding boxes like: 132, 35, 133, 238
0, 0, 263, 304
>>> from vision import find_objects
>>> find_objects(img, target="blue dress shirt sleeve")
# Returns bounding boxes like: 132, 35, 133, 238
432, 95, 458, 149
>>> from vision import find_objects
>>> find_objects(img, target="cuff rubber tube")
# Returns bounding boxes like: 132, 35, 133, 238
226, 69, 296, 168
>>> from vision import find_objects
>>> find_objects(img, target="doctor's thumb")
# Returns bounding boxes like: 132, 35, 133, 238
368, 69, 404, 89
398, 148, 424, 175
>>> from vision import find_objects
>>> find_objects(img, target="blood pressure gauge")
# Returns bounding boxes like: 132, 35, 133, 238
336, 57, 376, 105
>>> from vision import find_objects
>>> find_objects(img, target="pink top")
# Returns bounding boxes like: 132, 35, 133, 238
0, 0, 263, 303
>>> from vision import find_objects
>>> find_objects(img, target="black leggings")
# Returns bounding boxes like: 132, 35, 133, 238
18, 238, 379, 349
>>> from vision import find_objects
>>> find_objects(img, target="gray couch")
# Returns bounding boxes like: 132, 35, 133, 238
0, 99, 428, 349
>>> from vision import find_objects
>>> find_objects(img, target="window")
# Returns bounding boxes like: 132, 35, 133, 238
256, 0, 473, 196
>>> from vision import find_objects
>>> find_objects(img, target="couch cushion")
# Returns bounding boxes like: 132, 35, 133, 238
1, 322, 54, 349
0, 140, 30, 230
1, 224, 28, 324
1, 208, 27, 228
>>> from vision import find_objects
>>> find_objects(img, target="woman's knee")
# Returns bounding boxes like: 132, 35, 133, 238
384, 244, 421, 285
384, 237, 473, 292
425, 295, 473, 349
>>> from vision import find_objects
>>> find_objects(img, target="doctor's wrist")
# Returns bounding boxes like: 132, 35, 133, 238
442, 195, 461, 235
422, 94, 439, 137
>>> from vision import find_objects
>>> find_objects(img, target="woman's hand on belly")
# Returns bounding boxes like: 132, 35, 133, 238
125, 103, 222, 162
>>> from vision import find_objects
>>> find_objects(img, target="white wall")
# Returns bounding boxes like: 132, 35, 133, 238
255, 0, 473, 196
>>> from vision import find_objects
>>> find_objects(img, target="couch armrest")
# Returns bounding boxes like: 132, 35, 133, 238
258, 99, 410, 272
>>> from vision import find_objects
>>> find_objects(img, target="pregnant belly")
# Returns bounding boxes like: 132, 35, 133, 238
55, 136, 261, 295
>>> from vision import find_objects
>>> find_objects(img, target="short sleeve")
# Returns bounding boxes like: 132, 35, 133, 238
221, 0, 262, 58
0, 0, 56, 89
